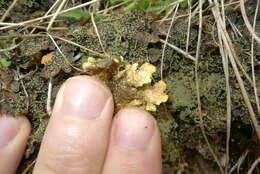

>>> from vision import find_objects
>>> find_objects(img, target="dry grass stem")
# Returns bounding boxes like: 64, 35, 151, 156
160, 4, 179, 80
16, 67, 29, 111
185, 0, 192, 52
0, 0, 99, 31
47, 33, 83, 72
90, 13, 106, 54
0, 41, 24, 52
194, 0, 224, 173
47, 0, 68, 31
30, 0, 62, 33
239, 0, 260, 45
247, 157, 260, 174
97, 1, 128, 14
0, 22, 18, 26
0, 0, 19, 22
210, 0, 260, 142
227, 18, 243, 39
53, 35, 109, 58
228, 149, 249, 174
159, 39, 196, 61
21, 159, 36, 174
219, 0, 232, 172
47, 78, 53, 116
251, 0, 260, 115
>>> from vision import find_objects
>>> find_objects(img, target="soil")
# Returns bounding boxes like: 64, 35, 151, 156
0, 0, 259, 173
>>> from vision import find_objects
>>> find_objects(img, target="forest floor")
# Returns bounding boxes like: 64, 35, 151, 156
0, 0, 259, 173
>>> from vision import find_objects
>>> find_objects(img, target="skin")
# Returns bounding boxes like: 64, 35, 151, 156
0, 76, 162, 174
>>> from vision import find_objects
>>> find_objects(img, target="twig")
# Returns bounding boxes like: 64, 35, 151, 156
47, 78, 53, 116
90, 13, 106, 54
160, 4, 179, 80
194, 0, 224, 173
239, 0, 260, 45
0, 0, 19, 22
0, 0, 99, 31
247, 156, 260, 174
47, 0, 68, 31
251, 0, 260, 115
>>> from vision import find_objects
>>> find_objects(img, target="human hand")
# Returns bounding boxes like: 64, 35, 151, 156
0, 76, 162, 174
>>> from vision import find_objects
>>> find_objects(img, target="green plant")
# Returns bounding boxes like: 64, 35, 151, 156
61, 9, 90, 19
0, 58, 11, 67
109, 0, 188, 14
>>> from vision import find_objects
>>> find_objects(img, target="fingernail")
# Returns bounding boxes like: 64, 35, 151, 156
0, 115, 19, 148
114, 108, 155, 150
54, 76, 111, 119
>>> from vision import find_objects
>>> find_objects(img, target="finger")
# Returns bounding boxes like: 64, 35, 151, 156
33, 76, 114, 174
102, 108, 162, 174
0, 115, 31, 174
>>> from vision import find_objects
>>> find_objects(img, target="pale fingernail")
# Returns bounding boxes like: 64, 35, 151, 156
54, 76, 111, 119
114, 108, 155, 150
0, 115, 19, 148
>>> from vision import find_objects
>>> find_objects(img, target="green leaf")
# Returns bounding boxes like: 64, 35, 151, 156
146, 5, 164, 12
61, 10, 90, 19
109, 0, 125, 5
180, 0, 188, 8
136, 0, 149, 10
0, 58, 11, 67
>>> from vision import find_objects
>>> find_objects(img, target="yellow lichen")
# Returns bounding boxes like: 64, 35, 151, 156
125, 63, 156, 87
143, 81, 168, 111
82, 57, 168, 112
